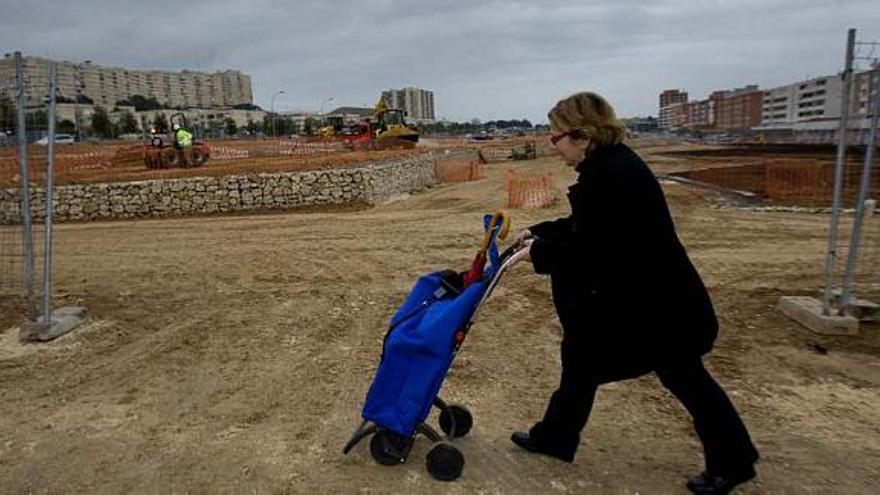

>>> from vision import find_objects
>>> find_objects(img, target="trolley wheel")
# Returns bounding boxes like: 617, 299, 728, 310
439, 404, 473, 438
369, 432, 405, 466
426, 441, 464, 481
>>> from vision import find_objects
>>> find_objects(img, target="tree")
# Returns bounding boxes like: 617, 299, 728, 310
118, 111, 139, 134
0, 96, 15, 134
245, 119, 260, 136
91, 106, 113, 138
233, 103, 262, 111
29, 110, 49, 131
58, 119, 76, 134
152, 112, 169, 134
263, 114, 291, 137
225, 117, 238, 136
116, 94, 162, 112
303, 117, 317, 136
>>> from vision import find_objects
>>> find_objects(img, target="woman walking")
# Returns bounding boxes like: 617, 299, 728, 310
508, 92, 759, 494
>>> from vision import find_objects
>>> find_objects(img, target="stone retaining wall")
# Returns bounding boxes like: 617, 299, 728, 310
0, 154, 436, 224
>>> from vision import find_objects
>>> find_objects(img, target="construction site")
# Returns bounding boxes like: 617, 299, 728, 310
1, 125, 879, 492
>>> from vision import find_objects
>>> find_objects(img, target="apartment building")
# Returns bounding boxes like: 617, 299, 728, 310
852, 66, 879, 122
0, 54, 253, 110
658, 89, 688, 130
381, 87, 435, 123
711, 85, 763, 131
757, 73, 849, 131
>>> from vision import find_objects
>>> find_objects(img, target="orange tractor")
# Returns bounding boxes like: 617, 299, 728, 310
144, 113, 211, 169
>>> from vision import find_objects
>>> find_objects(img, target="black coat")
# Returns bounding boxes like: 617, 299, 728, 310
529, 143, 717, 384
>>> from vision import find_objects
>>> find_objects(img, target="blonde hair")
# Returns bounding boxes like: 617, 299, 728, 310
548, 92, 626, 146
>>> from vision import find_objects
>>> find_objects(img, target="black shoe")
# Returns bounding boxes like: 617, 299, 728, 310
686, 466, 756, 494
510, 431, 575, 463
511, 431, 538, 452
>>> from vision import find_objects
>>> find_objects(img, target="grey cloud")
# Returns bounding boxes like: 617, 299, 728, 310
0, 0, 876, 122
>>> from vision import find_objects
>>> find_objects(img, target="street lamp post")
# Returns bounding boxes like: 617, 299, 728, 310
270, 90, 285, 137
319, 97, 334, 122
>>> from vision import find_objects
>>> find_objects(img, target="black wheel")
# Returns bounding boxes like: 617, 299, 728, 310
191, 148, 207, 166
426, 441, 464, 481
369, 431, 406, 466
161, 148, 179, 168
439, 404, 473, 438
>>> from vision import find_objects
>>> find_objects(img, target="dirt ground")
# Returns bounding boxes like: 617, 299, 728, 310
1, 144, 879, 494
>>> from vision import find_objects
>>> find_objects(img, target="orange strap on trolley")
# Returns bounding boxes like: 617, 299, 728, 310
463, 210, 510, 287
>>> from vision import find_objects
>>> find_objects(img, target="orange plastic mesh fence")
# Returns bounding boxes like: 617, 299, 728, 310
506, 169, 556, 208
209, 139, 343, 161
0, 145, 117, 184
683, 159, 878, 207
434, 159, 484, 183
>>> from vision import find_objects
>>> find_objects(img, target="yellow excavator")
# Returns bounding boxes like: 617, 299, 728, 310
374, 97, 419, 149
319, 115, 345, 138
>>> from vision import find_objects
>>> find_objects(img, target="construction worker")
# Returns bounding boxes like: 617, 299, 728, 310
172, 123, 193, 167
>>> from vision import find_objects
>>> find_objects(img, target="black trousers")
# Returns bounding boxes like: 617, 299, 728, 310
531, 357, 759, 473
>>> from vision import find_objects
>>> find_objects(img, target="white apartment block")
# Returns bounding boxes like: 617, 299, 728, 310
381, 87, 435, 123
853, 67, 880, 120
136, 108, 266, 131
0, 53, 253, 110
758, 69, 879, 131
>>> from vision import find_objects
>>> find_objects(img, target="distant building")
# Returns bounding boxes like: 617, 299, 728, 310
663, 102, 687, 131
681, 99, 713, 129
711, 85, 762, 131
757, 70, 879, 133
136, 108, 266, 133
0, 53, 253, 110
659, 89, 688, 109
659, 85, 762, 132
621, 116, 658, 132
381, 87, 435, 123
658, 89, 688, 129
327, 106, 374, 123
853, 67, 880, 119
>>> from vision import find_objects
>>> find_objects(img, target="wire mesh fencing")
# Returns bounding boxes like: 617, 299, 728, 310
1, 53, 49, 325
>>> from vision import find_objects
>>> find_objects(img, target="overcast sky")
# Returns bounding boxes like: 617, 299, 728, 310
1, 0, 877, 123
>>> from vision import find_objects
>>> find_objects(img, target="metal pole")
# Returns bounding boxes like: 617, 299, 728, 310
270, 90, 284, 137
42, 61, 57, 325
821, 28, 856, 315
838, 63, 880, 314
15, 51, 37, 322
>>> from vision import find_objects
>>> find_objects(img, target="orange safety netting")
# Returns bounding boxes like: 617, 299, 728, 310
434, 159, 484, 183
506, 169, 556, 208
683, 158, 879, 207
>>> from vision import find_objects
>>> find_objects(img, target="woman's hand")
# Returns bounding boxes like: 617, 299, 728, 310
512, 229, 533, 248
508, 238, 533, 265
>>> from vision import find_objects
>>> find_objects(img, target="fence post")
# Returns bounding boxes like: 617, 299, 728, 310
42, 61, 57, 324
822, 28, 856, 315
838, 62, 880, 314
14, 51, 37, 323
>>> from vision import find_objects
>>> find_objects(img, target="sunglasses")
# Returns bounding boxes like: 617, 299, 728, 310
549, 131, 571, 145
